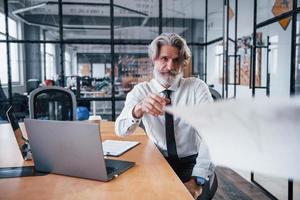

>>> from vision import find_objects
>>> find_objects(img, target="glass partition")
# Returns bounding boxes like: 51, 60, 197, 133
8, 0, 59, 42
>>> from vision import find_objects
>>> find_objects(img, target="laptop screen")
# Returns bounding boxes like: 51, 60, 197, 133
6, 106, 31, 160
6, 106, 20, 131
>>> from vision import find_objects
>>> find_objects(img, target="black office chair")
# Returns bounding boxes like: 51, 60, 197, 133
209, 87, 222, 101
12, 93, 29, 120
29, 86, 76, 121
27, 79, 41, 94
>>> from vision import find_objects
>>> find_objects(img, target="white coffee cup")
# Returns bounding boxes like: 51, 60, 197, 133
88, 115, 102, 125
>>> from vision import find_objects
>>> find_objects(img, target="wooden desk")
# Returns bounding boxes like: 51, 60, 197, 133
0, 122, 193, 200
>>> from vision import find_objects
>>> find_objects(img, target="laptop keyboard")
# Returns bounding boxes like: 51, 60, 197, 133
106, 166, 118, 174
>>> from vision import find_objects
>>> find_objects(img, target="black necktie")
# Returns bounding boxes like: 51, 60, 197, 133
163, 90, 178, 160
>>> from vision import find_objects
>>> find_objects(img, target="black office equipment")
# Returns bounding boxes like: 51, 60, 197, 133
27, 79, 40, 94
0, 107, 47, 178
29, 86, 77, 121
0, 166, 47, 179
6, 106, 31, 160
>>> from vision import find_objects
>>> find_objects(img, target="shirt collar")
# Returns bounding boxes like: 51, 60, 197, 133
151, 77, 181, 93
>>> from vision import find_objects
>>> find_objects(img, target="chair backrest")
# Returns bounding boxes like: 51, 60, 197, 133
209, 87, 222, 101
29, 86, 76, 121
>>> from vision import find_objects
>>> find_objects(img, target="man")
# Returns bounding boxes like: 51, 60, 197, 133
115, 33, 218, 200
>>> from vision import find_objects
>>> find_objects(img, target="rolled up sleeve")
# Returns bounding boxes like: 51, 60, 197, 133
191, 140, 215, 178
115, 85, 143, 136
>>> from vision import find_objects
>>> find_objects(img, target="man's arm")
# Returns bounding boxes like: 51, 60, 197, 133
115, 86, 143, 136
132, 93, 169, 118
115, 85, 169, 136
192, 140, 214, 178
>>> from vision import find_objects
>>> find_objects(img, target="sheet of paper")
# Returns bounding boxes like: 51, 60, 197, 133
166, 97, 300, 181
102, 140, 139, 156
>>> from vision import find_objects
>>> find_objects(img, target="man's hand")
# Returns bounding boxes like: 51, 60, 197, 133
132, 93, 170, 118
184, 178, 203, 199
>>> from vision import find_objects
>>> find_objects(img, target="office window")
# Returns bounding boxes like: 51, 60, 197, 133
64, 51, 72, 77
74, 44, 111, 78
0, 12, 5, 36
162, 0, 205, 43
92, 63, 106, 78
45, 43, 56, 80
162, 0, 204, 77
114, 0, 159, 40
8, 0, 59, 42
95, 101, 112, 121
8, 17, 17, 38
0, 12, 6, 83
115, 100, 125, 118
10, 43, 20, 83
0, 44, 20, 84
0, 13, 20, 84
62, 0, 109, 40
0, 43, 7, 83
114, 45, 152, 98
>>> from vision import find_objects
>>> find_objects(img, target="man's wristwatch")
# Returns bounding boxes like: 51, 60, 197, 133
195, 177, 207, 186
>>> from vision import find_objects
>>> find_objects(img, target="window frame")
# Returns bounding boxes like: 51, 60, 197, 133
0, 12, 23, 86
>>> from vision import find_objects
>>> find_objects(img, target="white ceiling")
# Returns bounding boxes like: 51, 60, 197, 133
13, 0, 223, 19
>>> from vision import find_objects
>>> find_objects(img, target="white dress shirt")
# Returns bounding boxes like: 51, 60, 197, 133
115, 77, 215, 178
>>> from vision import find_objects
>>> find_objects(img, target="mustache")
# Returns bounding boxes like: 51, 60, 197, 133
153, 67, 182, 88
159, 70, 179, 76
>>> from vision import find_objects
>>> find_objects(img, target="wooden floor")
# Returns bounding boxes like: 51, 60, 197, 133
214, 167, 271, 200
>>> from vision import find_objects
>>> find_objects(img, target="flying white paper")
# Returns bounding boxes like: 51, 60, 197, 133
166, 98, 300, 181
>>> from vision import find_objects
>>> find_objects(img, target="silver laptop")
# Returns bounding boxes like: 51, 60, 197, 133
6, 106, 32, 160
24, 119, 135, 181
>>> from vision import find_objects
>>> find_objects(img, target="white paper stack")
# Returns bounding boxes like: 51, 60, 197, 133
102, 140, 140, 156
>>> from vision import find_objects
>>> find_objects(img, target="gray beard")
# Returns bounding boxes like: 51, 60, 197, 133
153, 67, 183, 88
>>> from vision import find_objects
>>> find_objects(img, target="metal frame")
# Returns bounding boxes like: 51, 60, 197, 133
227, 54, 241, 86
252, 0, 257, 97
222, 0, 225, 98
220, 0, 238, 99
233, 0, 238, 98
249, 37, 271, 96
250, 0, 299, 199
0, 0, 159, 121
252, 0, 299, 97
159, 0, 162, 34
43, 30, 47, 81
110, 0, 115, 120
216, 0, 238, 99
225, 0, 229, 99
266, 36, 270, 96
58, 0, 64, 87
0, 0, 209, 121
4, 0, 12, 104
251, 172, 278, 200
214, 0, 297, 196
290, 0, 297, 96
204, 0, 208, 83
2, 0, 298, 122
0, 39, 213, 46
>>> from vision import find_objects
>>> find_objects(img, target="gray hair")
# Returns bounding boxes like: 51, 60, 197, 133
148, 33, 191, 67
